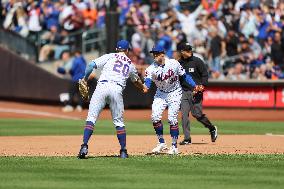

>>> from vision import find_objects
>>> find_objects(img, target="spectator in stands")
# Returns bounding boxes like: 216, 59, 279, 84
131, 27, 154, 65
73, 0, 87, 11
156, 30, 173, 58
191, 19, 207, 45
271, 31, 284, 70
206, 13, 227, 38
126, 0, 150, 30
248, 34, 262, 59
64, 4, 83, 32
251, 65, 268, 80
117, 0, 132, 26
267, 9, 283, 39
39, 25, 69, 62
171, 22, 188, 58
239, 4, 258, 38
225, 29, 239, 57
263, 36, 273, 57
56, 50, 72, 79
41, 0, 61, 31
256, 12, 270, 47
201, 0, 223, 15
82, 3, 97, 29
3, 1, 29, 37
238, 39, 253, 65
207, 26, 225, 73
57, 50, 86, 112
95, 0, 106, 28
226, 62, 248, 80
174, 4, 203, 43
26, 0, 42, 42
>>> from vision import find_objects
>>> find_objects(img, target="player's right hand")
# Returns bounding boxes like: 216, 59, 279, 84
142, 85, 149, 93
193, 85, 205, 95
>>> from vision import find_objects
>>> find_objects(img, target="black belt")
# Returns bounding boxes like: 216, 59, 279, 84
99, 80, 123, 88
182, 88, 193, 92
159, 88, 179, 93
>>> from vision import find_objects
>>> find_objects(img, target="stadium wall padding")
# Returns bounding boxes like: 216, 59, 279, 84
0, 46, 70, 102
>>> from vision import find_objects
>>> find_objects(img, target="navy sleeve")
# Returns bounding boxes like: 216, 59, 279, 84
57, 67, 66, 74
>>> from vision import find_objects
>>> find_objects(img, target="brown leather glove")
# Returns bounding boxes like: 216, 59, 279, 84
78, 79, 89, 101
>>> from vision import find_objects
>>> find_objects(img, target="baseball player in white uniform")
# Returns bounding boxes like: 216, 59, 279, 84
78, 40, 147, 159
143, 46, 196, 155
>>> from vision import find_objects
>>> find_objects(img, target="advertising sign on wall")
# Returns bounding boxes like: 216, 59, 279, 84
275, 87, 284, 108
203, 87, 275, 107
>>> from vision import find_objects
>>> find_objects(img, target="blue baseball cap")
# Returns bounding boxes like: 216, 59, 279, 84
149, 46, 165, 54
116, 40, 130, 50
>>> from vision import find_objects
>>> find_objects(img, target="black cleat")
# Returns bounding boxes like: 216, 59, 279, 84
179, 139, 192, 145
120, 149, 129, 158
77, 144, 88, 159
210, 126, 218, 142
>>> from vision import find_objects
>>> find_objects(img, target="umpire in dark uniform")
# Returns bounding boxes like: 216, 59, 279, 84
177, 43, 217, 145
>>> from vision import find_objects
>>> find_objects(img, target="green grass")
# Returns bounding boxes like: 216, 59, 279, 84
0, 155, 283, 189
0, 118, 284, 136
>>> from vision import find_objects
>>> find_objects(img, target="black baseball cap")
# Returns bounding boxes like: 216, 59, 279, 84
177, 43, 193, 51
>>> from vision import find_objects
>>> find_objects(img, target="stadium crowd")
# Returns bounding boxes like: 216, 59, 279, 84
1, 0, 284, 80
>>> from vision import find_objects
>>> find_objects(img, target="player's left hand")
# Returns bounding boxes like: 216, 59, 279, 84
78, 79, 89, 101
142, 85, 149, 93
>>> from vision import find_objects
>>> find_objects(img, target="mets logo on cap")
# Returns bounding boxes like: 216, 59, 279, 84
116, 40, 130, 50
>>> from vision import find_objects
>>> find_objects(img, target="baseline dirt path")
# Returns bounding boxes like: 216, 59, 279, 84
0, 101, 283, 156
1, 135, 283, 156
1, 101, 284, 121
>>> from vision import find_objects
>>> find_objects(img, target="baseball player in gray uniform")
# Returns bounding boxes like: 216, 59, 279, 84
78, 40, 147, 159
143, 46, 197, 155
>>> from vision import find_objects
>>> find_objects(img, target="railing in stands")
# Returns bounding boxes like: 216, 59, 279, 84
0, 27, 106, 63
0, 28, 38, 62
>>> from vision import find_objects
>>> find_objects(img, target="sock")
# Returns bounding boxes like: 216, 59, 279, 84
153, 121, 165, 143
170, 124, 179, 147
116, 126, 126, 150
83, 121, 94, 144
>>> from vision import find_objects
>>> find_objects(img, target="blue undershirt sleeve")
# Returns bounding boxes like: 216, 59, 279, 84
182, 74, 196, 87
84, 61, 97, 80
144, 78, 152, 89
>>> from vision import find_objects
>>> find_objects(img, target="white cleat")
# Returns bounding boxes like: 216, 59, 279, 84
76, 105, 83, 112
167, 146, 179, 155
152, 143, 168, 153
62, 105, 74, 112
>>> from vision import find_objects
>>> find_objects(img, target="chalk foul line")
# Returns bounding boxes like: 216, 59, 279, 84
0, 108, 81, 120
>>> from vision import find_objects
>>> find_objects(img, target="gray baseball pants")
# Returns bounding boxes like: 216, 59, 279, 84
180, 90, 215, 140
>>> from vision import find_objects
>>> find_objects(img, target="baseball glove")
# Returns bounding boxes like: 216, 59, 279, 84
78, 79, 89, 101
192, 85, 205, 103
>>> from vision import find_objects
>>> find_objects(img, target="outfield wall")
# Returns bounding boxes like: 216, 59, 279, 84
203, 81, 284, 108
124, 79, 284, 109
